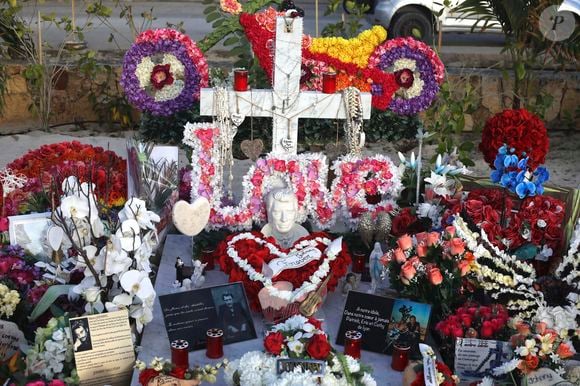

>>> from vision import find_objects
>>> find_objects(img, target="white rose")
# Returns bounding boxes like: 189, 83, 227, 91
84, 286, 101, 303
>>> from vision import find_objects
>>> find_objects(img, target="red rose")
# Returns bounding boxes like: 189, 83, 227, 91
480, 321, 494, 339
306, 333, 331, 360
451, 327, 464, 339
460, 314, 472, 328
482, 205, 499, 223
464, 200, 483, 224
391, 208, 417, 237
525, 354, 539, 370
139, 369, 160, 386
264, 331, 285, 355
0, 217, 8, 232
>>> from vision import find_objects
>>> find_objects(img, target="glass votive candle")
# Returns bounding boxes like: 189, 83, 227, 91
322, 72, 337, 94
391, 343, 410, 371
205, 328, 224, 359
344, 330, 362, 359
170, 339, 189, 369
233, 68, 249, 91
352, 251, 366, 274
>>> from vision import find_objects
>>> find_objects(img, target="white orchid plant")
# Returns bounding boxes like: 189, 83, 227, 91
398, 145, 470, 227
51, 176, 160, 332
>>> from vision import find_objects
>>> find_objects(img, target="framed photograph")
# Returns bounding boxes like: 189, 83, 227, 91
159, 282, 256, 350
8, 212, 52, 258
385, 298, 432, 353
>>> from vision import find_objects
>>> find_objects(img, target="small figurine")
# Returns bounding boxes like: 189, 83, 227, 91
368, 242, 383, 294
175, 256, 185, 285
342, 272, 359, 295
191, 259, 207, 288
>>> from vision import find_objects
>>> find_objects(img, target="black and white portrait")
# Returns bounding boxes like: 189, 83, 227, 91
71, 318, 93, 352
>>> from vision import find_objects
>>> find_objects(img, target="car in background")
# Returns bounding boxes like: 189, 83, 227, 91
344, 0, 502, 42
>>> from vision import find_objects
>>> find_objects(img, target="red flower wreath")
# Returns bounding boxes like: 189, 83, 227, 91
2, 141, 127, 215
217, 231, 351, 311
480, 109, 549, 169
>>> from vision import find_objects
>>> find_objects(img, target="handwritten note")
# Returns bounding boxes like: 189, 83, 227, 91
269, 246, 321, 277
0, 321, 27, 361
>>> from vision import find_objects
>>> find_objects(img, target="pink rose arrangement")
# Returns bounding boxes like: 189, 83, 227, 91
381, 227, 478, 318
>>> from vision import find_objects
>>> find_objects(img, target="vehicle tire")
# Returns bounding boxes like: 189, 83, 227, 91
390, 8, 434, 43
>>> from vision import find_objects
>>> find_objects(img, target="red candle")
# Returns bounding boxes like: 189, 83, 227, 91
391, 343, 410, 371
352, 251, 366, 274
322, 72, 337, 94
344, 330, 362, 359
170, 339, 189, 369
233, 68, 249, 91
205, 328, 224, 359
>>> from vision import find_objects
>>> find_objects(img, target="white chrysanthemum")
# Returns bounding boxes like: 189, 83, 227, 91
345, 355, 360, 373
492, 358, 520, 376
136, 57, 155, 88
360, 372, 377, 386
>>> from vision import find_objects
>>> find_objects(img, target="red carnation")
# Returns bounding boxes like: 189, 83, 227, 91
264, 331, 285, 355
391, 207, 417, 237
480, 109, 548, 169
306, 333, 331, 360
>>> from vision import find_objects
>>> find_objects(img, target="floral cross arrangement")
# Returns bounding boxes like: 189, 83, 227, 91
225, 315, 377, 385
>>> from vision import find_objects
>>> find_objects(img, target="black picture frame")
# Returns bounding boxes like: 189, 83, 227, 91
159, 282, 256, 350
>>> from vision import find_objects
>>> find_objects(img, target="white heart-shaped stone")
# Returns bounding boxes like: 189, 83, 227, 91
172, 197, 211, 236
46, 225, 64, 251
231, 113, 245, 127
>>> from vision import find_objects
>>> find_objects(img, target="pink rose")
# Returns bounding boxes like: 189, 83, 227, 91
426, 232, 440, 247
415, 232, 428, 245
416, 242, 428, 258
400, 261, 417, 285
449, 238, 465, 255
457, 260, 470, 276
397, 234, 413, 251
445, 225, 456, 237
427, 266, 443, 285
393, 248, 407, 264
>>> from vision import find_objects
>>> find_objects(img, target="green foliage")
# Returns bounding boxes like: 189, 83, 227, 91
453, 0, 579, 109
77, 50, 135, 129
321, 0, 369, 38
29, 285, 74, 321
424, 77, 480, 167
139, 106, 212, 145
0, 1, 35, 59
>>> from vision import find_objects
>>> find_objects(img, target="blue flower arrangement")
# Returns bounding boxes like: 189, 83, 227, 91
491, 144, 549, 199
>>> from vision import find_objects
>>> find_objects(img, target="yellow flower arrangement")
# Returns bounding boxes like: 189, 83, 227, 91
310, 26, 387, 68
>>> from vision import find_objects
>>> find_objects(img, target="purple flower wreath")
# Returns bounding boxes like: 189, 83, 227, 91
369, 37, 444, 115
120, 29, 209, 116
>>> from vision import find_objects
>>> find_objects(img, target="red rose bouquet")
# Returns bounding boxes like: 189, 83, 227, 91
264, 315, 331, 360
480, 109, 548, 169
435, 303, 510, 366
382, 228, 478, 318
407, 360, 458, 386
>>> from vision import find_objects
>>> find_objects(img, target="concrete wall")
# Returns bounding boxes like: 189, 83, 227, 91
0, 64, 578, 133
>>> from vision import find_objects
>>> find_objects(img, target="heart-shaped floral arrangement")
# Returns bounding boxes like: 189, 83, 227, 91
217, 231, 351, 311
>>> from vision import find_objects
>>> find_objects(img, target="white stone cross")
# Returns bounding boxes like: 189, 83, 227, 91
199, 15, 372, 155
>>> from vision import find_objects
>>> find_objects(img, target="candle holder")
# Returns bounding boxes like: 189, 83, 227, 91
352, 251, 366, 274
205, 328, 224, 359
233, 68, 249, 91
170, 339, 189, 369
391, 343, 410, 371
344, 330, 362, 359
322, 72, 337, 94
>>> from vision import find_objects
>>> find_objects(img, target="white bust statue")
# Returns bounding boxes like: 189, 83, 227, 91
261, 187, 309, 249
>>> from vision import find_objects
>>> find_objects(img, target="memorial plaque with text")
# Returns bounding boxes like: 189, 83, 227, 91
336, 291, 394, 353
159, 282, 256, 350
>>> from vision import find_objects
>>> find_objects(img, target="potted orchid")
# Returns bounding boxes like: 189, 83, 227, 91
49, 176, 160, 333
